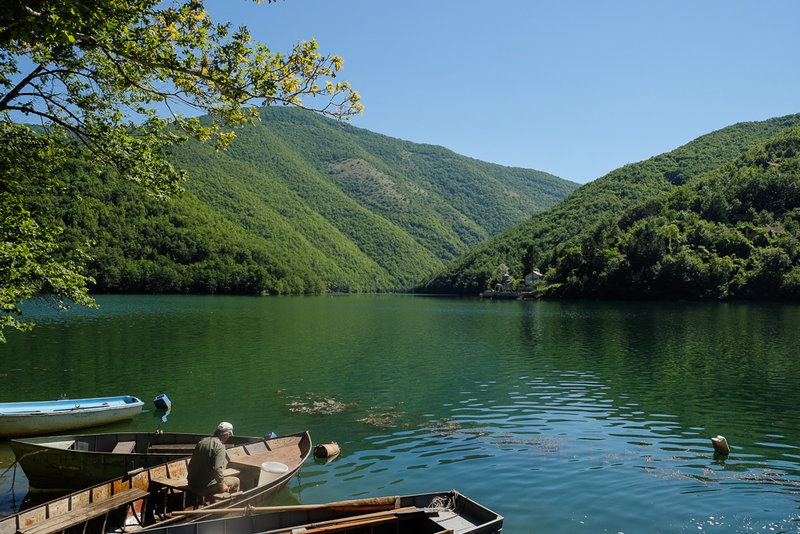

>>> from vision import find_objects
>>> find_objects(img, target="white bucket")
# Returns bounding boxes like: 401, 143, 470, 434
259, 461, 289, 484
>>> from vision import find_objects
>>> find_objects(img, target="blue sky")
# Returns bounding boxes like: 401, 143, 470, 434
208, 1, 799, 184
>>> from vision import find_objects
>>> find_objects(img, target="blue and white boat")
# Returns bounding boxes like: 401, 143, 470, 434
0, 395, 144, 437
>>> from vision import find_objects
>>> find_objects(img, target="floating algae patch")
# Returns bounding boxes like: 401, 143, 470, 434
285, 392, 351, 415
358, 403, 405, 427
428, 418, 462, 436
734, 469, 800, 490
491, 433, 561, 453
425, 419, 492, 440
643, 466, 800, 489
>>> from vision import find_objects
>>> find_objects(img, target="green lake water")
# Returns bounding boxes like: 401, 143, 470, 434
1, 295, 799, 533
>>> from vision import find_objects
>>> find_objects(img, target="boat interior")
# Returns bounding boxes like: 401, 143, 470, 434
1, 434, 309, 534
49, 433, 261, 455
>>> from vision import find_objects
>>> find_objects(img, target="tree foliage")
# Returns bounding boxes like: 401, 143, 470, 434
0, 122, 96, 338
0, 0, 362, 340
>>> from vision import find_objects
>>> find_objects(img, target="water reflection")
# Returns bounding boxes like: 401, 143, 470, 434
2, 296, 800, 532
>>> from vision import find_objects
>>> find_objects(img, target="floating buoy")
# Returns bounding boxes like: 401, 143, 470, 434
314, 442, 340, 459
711, 435, 730, 455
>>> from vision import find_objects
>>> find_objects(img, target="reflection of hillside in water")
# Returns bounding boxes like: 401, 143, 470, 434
506, 300, 800, 488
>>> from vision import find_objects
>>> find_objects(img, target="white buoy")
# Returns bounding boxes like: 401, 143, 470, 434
711, 435, 730, 455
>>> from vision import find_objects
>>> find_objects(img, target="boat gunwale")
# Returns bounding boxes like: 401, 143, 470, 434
11, 431, 263, 454
0, 396, 143, 414
10, 431, 268, 490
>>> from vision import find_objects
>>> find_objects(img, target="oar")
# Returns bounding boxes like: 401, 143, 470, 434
235, 507, 429, 534
171, 496, 403, 516
261, 508, 433, 534
291, 514, 398, 534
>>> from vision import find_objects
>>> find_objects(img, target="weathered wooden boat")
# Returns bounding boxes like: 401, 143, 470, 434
0, 396, 144, 438
139, 490, 504, 534
0, 431, 311, 534
10, 431, 266, 489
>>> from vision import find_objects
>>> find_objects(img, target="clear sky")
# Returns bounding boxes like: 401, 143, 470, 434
208, 1, 800, 184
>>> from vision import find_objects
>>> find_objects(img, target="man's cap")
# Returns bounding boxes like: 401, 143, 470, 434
217, 421, 233, 434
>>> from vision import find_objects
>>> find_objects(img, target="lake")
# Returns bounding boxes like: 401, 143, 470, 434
1, 295, 799, 533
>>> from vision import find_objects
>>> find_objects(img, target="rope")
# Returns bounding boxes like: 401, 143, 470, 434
427, 493, 456, 511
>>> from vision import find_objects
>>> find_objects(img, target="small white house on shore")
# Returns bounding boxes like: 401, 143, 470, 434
524, 270, 543, 287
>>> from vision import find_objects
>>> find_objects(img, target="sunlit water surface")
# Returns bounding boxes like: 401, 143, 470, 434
1, 295, 799, 533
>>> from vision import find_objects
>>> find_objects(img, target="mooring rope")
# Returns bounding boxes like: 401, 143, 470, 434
427, 493, 456, 511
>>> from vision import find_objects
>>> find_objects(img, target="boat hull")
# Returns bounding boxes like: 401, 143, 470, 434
10, 432, 264, 489
135, 490, 503, 534
0, 396, 144, 438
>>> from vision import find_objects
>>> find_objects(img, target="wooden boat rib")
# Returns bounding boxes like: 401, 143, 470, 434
10, 431, 265, 490
0, 431, 312, 534
139, 490, 504, 534
0, 396, 144, 438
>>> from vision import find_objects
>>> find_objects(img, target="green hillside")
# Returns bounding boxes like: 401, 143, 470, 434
536, 123, 800, 299
42, 107, 577, 294
419, 113, 800, 294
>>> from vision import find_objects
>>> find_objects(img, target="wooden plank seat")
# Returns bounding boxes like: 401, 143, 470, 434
111, 440, 136, 453
147, 442, 244, 453
151, 468, 240, 492
19, 487, 149, 534
149, 476, 191, 518
147, 444, 197, 453
151, 467, 241, 512
152, 477, 190, 491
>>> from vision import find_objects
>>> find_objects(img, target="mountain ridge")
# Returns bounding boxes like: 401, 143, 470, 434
419, 113, 800, 294
44, 106, 577, 294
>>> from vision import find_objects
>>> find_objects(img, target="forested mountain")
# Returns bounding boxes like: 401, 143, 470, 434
41, 107, 577, 294
538, 123, 800, 299
420, 113, 800, 295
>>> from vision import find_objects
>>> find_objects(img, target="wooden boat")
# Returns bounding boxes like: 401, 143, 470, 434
10, 431, 266, 490
0, 396, 144, 438
0, 431, 311, 534
139, 490, 504, 534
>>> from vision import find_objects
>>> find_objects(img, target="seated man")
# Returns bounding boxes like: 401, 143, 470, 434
187, 421, 241, 496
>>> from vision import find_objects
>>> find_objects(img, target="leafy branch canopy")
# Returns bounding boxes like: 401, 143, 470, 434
0, 0, 362, 341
